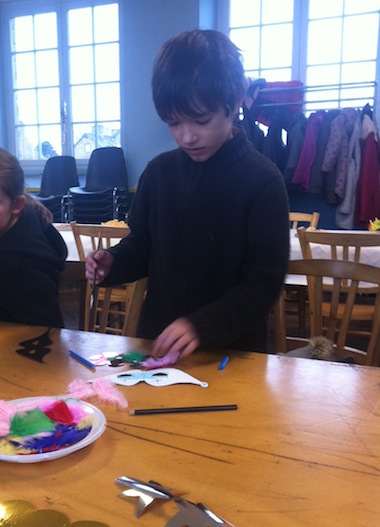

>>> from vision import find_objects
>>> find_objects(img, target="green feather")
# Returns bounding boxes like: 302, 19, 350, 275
9, 408, 55, 437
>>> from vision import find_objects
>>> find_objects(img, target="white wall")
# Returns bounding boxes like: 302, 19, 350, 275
120, 0, 216, 189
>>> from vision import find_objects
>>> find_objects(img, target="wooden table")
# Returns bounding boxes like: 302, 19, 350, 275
1, 323, 380, 526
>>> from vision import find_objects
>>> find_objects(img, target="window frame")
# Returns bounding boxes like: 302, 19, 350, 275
219, 0, 380, 123
0, 0, 122, 173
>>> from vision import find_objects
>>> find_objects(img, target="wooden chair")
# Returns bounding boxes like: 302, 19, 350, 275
289, 211, 320, 230
286, 211, 320, 336
297, 227, 380, 341
274, 259, 380, 366
70, 221, 147, 336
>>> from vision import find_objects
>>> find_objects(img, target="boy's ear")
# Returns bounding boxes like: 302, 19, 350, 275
12, 195, 26, 215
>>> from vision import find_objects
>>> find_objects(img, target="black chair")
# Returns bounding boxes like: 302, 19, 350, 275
68, 147, 129, 223
35, 156, 79, 222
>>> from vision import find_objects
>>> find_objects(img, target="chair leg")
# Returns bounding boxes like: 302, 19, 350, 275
298, 287, 307, 337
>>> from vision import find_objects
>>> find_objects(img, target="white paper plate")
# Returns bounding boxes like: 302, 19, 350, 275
0, 396, 106, 463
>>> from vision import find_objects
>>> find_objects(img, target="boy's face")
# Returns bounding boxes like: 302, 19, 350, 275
167, 107, 236, 162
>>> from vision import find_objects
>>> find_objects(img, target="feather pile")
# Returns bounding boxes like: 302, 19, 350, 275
0, 399, 93, 456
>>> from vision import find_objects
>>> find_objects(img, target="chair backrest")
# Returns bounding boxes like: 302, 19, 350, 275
274, 259, 380, 366
289, 211, 320, 230
297, 226, 380, 291
71, 221, 130, 260
39, 156, 79, 197
70, 221, 147, 336
85, 147, 128, 192
298, 226, 380, 261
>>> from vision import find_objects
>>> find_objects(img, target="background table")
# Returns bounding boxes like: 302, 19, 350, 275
1, 323, 380, 527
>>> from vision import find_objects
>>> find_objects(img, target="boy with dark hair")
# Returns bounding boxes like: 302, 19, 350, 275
86, 29, 289, 362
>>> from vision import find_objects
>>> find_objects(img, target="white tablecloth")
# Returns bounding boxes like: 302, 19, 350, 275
56, 225, 380, 287
288, 229, 380, 286
55, 224, 127, 261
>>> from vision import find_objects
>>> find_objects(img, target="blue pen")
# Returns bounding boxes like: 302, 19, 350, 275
69, 350, 96, 371
218, 356, 229, 370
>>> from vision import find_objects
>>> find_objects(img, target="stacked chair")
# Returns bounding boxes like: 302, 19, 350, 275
34, 156, 79, 222
68, 147, 129, 224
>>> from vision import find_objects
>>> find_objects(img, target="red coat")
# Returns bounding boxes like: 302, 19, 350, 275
355, 131, 380, 226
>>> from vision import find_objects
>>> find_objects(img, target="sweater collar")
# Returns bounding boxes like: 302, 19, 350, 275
178, 125, 250, 172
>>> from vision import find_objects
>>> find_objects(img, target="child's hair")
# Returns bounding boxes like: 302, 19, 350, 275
0, 147, 52, 223
0, 147, 24, 204
152, 29, 246, 122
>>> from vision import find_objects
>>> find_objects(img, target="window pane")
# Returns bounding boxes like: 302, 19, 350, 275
341, 61, 376, 84
95, 43, 119, 82
68, 8, 92, 46
309, 0, 343, 19
308, 19, 342, 64
99, 121, 121, 146
15, 90, 37, 124
39, 125, 62, 156
70, 46, 94, 84
72, 85, 95, 122
38, 88, 60, 123
230, 27, 260, 71
261, 24, 292, 68
73, 123, 95, 158
342, 14, 379, 61
261, 68, 292, 81
36, 50, 59, 87
262, 0, 293, 24
307, 64, 340, 88
94, 4, 119, 42
13, 52, 35, 88
230, 0, 260, 27
244, 69, 260, 79
17, 125, 39, 160
96, 83, 120, 121
34, 13, 57, 49
12, 16, 33, 52
344, 0, 379, 15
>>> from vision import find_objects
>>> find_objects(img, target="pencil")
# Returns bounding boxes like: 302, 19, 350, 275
129, 404, 238, 416
69, 350, 96, 371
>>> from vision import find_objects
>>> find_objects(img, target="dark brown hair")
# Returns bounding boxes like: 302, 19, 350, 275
0, 147, 52, 223
152, 29, 246, 121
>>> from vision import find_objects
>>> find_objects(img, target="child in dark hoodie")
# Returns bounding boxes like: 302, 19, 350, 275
0, 147, 68, 327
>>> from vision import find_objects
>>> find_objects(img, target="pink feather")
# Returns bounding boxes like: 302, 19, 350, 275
0, 400, 13, 436
67, 379, 96, 400
92, 378, 128, 409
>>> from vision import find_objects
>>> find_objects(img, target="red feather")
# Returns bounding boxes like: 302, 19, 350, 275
43, 400, 75, 425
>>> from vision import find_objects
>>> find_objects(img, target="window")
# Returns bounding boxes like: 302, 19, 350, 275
228, 0, 379, 114
6, 1, 120, 161
229, 0, 294, 81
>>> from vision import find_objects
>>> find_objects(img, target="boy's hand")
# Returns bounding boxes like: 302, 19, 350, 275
152, 318, 200, 360
85, 249, 114, 284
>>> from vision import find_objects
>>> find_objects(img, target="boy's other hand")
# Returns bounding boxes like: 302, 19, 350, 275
152, 317, 200, 360
85, 249, 114, 284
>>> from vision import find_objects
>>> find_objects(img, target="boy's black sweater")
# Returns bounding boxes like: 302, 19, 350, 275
104, 127, 289, 351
